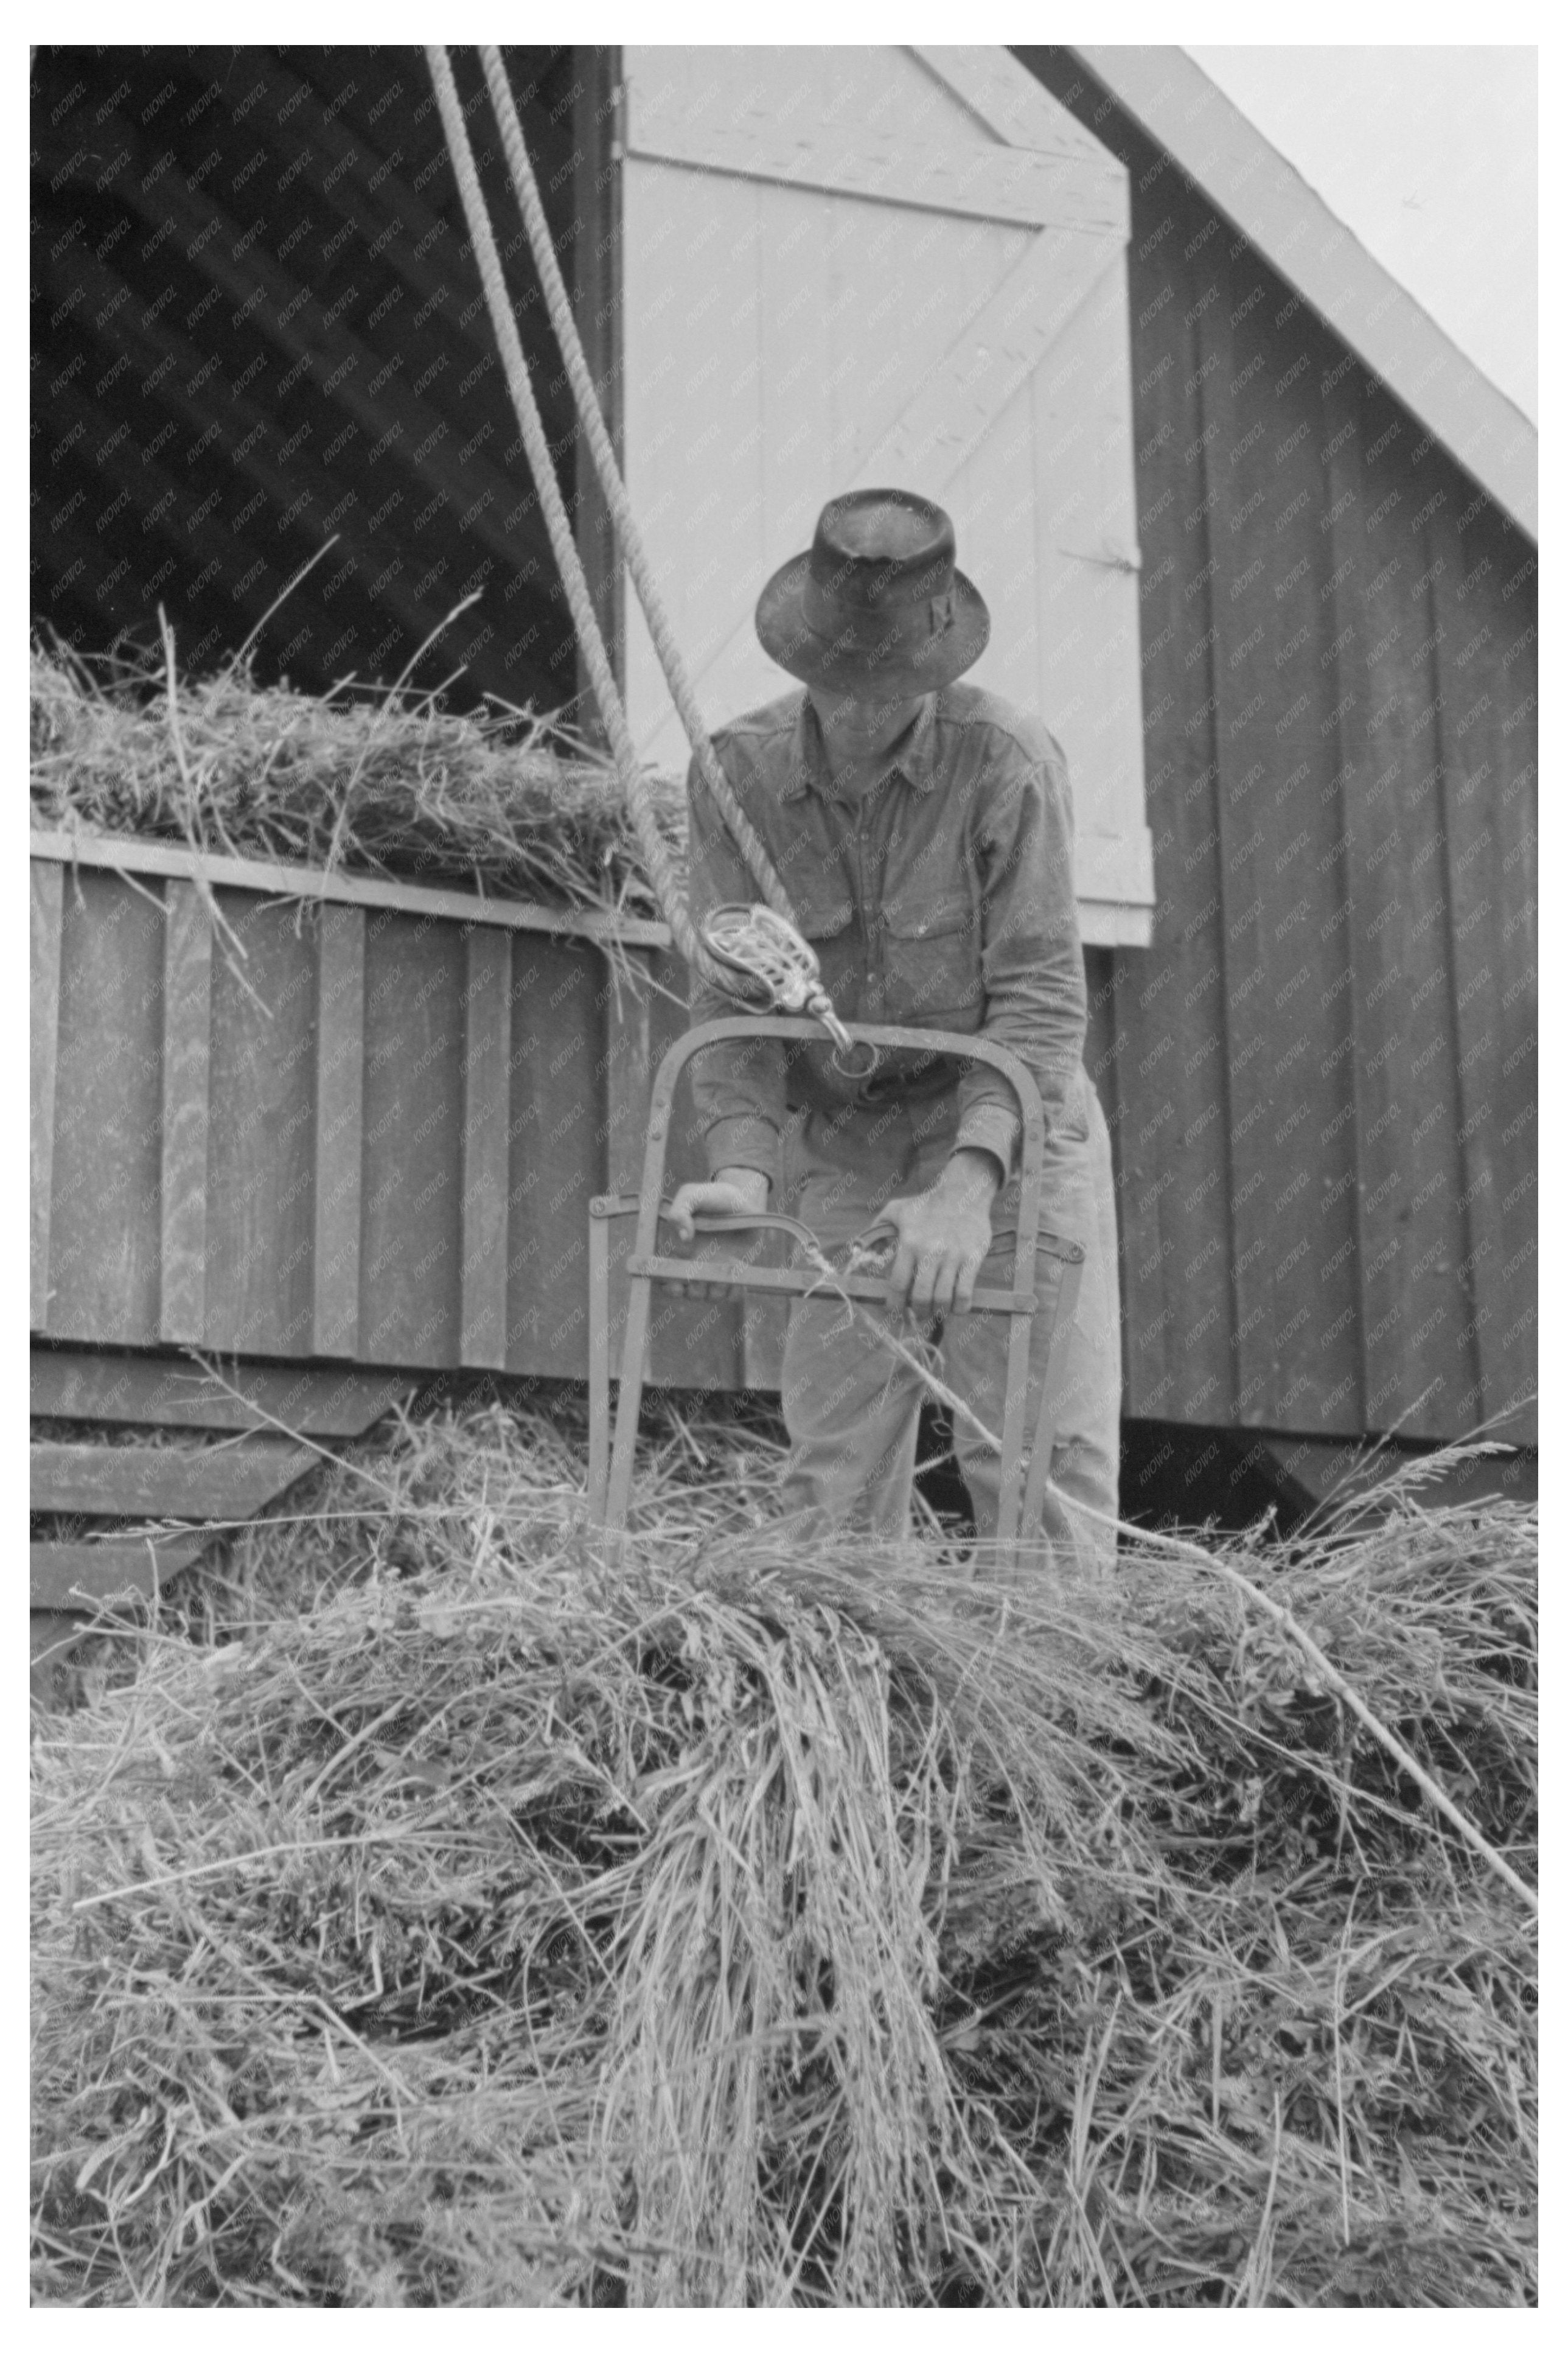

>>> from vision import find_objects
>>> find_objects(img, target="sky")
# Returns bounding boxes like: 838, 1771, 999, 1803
1184, 46, 1538, 425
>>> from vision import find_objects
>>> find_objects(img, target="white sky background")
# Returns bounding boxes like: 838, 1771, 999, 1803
1184, 46, 1538, 424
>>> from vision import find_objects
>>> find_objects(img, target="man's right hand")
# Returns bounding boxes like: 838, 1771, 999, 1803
665, 1169, 770, 1300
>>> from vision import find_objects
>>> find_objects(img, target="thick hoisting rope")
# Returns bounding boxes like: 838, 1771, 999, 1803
423, 46, 709, 982
424, 46, 859, 1060
475, 44, 798, 939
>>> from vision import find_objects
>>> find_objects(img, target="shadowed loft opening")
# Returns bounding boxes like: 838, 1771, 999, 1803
32, 45, 619, 719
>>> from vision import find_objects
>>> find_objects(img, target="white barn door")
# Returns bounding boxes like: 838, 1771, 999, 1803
620, 44, 1154, 947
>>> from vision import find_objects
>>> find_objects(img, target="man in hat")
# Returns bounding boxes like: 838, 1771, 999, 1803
668, 489, 1120, 1565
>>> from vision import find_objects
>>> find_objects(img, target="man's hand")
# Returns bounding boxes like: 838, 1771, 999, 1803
880, 1148, 1002, 1321
665, 1167, 770, 1300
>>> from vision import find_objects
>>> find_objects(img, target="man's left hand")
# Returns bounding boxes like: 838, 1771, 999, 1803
879, 1149, 1002, 1320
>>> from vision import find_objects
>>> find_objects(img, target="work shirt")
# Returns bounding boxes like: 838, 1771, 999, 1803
687, 683, 1088, 1194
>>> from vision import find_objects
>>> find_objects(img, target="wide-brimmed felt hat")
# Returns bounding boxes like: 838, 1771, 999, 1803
755, 489, 989, 697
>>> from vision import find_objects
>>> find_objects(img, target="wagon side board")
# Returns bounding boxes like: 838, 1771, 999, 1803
29, 1348, 416, 1674
29, 841, 749, 1390
30, 1351, 412, 1433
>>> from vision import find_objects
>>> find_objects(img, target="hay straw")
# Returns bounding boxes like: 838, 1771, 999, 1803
796, 1268, 1537, 1915
32, 1402, 1536, 2307
1065, 1493, 1536, 1914
29, 632, 686, 926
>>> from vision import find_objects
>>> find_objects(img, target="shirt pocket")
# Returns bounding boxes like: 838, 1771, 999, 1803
882, 884, 983, 1022
790, 885, 857, 1004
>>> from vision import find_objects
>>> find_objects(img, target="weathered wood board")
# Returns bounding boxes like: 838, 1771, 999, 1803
30, 1537, 206, 1610
30, 1352, 411, 1435
30, 841, 753, 1394
30, 1438, 318, 1519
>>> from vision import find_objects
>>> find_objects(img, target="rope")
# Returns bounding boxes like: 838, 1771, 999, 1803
423, 45, 717, 987
428, 40, 845, 1055
475, 44, 798, 931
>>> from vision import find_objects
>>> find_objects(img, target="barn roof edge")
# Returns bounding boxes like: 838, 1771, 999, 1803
1062, 43, 1537, 541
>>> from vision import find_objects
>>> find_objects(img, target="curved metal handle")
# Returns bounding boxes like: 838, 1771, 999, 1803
662, 1203, 826, 1258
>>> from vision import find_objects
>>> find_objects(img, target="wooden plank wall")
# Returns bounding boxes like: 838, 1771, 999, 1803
29, 1351, 413, 1632
31, 44, 613, 717
32, 1438, 316, 1519
1019, 49, 1537, 1445
29, 862, 63, 1329
46, 869, 167, 1345
30, 1353, 409, 1432
31, 853, 748, 1391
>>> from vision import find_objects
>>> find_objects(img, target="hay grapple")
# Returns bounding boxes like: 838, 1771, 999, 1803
587, 1016, 1084, 1543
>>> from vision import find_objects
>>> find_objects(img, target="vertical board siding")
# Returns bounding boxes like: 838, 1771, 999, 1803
157, 881, 213, 1345
1319, 374, 1400, 1430
358, 910, 465, 1368
459, 929, 514, 1371
204, 899, 319, 1357
1322, 377, 1471, 1430
30, 860, 757, 1386
312, 904, 366, 1359
1019, 51, 1537, 1444
1194, 276, 1364, 1436
1123, 264, 1237, 1428
30, 861, 63, 1330
1427, 496, 1538, 1434
604, 973, 655, 1201
506, 941, 605, 1377
601, 968, 659, 1390
46, 869, 166, 1343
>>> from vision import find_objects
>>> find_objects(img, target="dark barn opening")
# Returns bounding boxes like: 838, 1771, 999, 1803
31, 44, 621, 720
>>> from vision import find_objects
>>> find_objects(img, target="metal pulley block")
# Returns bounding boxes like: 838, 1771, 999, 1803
700, 903, 876, 1075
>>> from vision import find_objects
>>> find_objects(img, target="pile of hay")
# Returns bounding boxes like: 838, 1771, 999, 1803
29, 638, 685, 921
31, 1405, 1537, 2307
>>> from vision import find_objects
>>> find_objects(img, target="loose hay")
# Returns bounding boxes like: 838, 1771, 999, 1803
30, 637, 685, 923
30, 1407, 1537, 2307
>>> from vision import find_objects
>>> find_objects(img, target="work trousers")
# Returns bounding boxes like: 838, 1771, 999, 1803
776, 1065, 1121, 1572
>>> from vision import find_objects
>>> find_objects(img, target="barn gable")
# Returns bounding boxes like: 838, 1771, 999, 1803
1071, 44, 1537, 539
1020, 46, 1536, 1447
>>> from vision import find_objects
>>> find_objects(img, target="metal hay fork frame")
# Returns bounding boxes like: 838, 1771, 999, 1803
586, 1018, 1085, 1543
